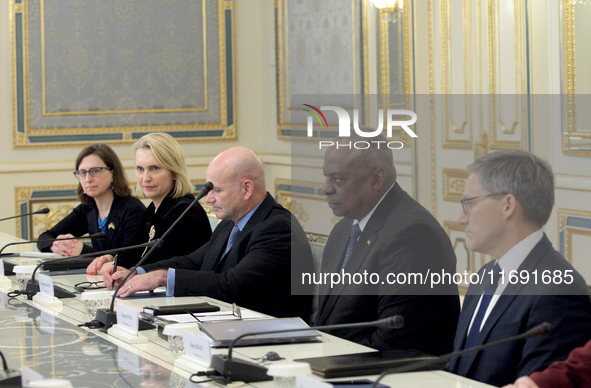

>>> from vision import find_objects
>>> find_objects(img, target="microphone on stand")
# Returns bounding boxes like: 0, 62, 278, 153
0, 232, 106, 257
210, 315, 405, 383
95, 182, 214, 332
0, 207, 49, 222
368, 322, 553, 388
20, 239, 160, 300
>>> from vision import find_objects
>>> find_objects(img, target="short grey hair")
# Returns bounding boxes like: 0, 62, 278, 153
468, 150, 554, 227
334, 133, 397, 181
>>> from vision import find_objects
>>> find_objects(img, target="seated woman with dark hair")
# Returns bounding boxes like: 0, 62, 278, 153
38, 144, 146, 256
87, 133, 212, 274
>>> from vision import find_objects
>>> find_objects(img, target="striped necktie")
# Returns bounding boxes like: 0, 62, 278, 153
341, 223, 361, 270
223, 224, 241, 257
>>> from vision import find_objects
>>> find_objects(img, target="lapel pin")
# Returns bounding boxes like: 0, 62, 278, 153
367, 240, 371, 245
108, 222, 115, 230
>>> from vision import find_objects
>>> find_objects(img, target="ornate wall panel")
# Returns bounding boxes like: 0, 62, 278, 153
11, 0, 236, 147
15, 185, 79, 240
560, 1, 591, 156
275, 0, 367, 139
558, 209, 591, 286
274, 179, 338, 235
443, 220, 479, 293
429, 0, 531, 278
487, 0, 528, 150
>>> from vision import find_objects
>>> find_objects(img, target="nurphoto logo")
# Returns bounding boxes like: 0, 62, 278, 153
303, 105, 418, 149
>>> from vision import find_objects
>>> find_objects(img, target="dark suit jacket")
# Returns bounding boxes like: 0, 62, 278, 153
117, 193, 212, 268
448, 235, 591, 387
37, 195, 145, 254
314, 183, 460, 355
143, 193, 315, 321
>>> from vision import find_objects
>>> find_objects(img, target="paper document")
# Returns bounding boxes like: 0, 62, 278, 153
19, 252, 62, 258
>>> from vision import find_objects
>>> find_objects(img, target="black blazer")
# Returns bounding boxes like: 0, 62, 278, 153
143, 193, 315, 321
37, 195, 145, 254
448, 235, 591, 387
314, 183, 460, 355
116, 193, 212, 268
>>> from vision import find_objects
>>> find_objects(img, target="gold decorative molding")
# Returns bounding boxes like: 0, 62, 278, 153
15, 184, 79, 239
439, 0, 472, 150
442, 168, 469, 202
277, 194, 310, 228
34, 205, 75, 232
443, 220, 472, 295
474, 130, 489, 159
12, 0, 236, 147
306, 232, 328, 246
564, 228, 591, 266
558, 208, 591, 266
488, 1, 527, 151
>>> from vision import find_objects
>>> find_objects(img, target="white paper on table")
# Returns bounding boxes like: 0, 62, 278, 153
110, 288, 166, 297
19, 252, 62, 258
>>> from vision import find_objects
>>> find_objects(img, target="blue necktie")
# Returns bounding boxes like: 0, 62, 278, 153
222, 224, 241, 257
341, 223, 361, 270
463, 263, 502, 349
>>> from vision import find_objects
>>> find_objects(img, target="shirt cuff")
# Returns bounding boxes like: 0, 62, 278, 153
166, 268, 176, 297
136, 267, 146, 275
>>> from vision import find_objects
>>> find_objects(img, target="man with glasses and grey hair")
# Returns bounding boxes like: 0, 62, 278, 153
449, 150, 591, 387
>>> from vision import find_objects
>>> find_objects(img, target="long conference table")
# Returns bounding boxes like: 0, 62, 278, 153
0, 237, 493, 387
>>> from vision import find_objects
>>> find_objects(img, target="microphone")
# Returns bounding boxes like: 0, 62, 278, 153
95, 182, 214, 332
21, 239, 160, 300
368, 322, 553, 388
0, 232, 106, 257
0, 207, 49, 222
210, 315, 405, 383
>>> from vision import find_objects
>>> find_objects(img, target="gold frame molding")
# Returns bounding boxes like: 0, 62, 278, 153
561, 1, 591, 156
442, 168, 469, 202
11, 0, 237, 147
558, 208, 591, 266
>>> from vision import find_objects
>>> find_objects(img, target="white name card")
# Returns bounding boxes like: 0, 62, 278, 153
0, 291, 5, 309
116, 303, 139, 334
183, 331, 212, 365
0, 259, 4, 277
38, 274, 54, 299
296, 374, 332, 388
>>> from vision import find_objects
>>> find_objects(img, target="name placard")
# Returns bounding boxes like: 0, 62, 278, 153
38, 274, 55, 299
183, 331, 212, 365
116, 303, 139, 334
0, 259, 4, 277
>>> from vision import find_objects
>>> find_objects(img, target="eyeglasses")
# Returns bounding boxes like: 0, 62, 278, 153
74, 280, 105, 290
460, 193, 506, 214
186, 303, 242, 323
73, 167, 111, 180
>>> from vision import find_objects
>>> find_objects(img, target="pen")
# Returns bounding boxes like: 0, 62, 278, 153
111, 254, 118, 288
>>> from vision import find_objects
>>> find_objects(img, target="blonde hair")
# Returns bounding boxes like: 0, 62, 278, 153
132, 133, 193, 198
